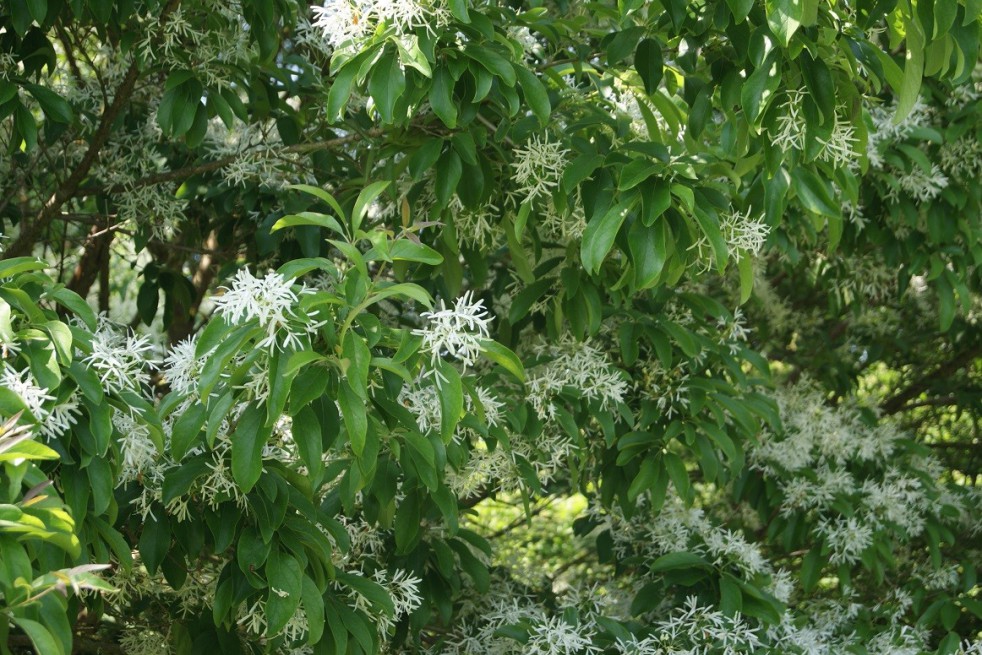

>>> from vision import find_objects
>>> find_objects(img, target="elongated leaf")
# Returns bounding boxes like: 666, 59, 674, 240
634, 38, 664, 94
231, 404, 270, 493
352, 181, 391, 233
368, 51, 406, 123
514, 65, 551, 125
272, 212, 345, 236
581, 197, 636, 274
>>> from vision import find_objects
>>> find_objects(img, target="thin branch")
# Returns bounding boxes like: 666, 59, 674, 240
2, 0, 183, 259
881, 345, 982, 415
75, 130, 384, 197
896, 395, 965, 411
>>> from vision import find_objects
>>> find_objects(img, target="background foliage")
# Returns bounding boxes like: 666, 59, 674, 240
1, 0, 981, 653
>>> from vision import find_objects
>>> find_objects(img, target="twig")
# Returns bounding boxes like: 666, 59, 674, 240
2, 0, 183, 259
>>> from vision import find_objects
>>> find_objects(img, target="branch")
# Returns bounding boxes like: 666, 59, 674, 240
880, 345, 982, 415
7, 634, 124, 655
2, 0, 182, 260
76, 130, 383, 197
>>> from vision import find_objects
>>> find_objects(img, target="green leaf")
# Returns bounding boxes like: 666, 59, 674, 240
649, 551, 710, 573
435, 150, 463, 208
352, 181, 391, 233
737, 254, 754, 304
49, 287, 96, 330
692, 206, 729, 271
161, 457, 211, 505
10, 618, 61, 655
429, 67, 458, 128
741, 52, 782, 126
272, 212, 346, 237
369, 51, 407, 123
24, 84, 72, 124
581, 197, 636, 274
448, 0, 469, 21
231, 404, 271, 493
562, 154, 605, 192
336, 571, 394, 616
342, 331, 371, 399
634, 38, 664, 95
339, 381, 368, 455
288, 184, 347, 223
628, 457, 658, 501
479, 340, 525, 383
720, 574, 743, 615
895, 11, 926, 123
171, 401, 206, 461
766, 0, 803, 47
265, 549, 303, 636
388, 240, 444, 266
467, 46, 517, 85
664, 452, 691, 501
327, 59, 361, 123
437, 361, 463, 443
628, 217, 669, 290
619, 159, 660, 190
725, 0, 754, 22
514, 65, 551, 125
139, 513, 170, 575
791, 167, 839, 218
0, 257, 46, 280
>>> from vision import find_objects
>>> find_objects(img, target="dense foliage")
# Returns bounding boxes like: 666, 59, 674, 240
1, 0, 981, 654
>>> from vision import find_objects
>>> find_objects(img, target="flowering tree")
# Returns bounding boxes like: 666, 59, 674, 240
1, 0, 981, 654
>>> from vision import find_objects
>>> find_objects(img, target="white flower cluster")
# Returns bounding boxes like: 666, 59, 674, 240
654, 596, 762, 654
538, 197, 587, 244
769, 89, 857, 168
212, 268, 318, 351
866, 97, 932, 170
82, 318, 158, 394
509, 134, 570, 206
720, 208, 771, 257
0, 367, 55, 424
370, 568, 423, 634
640, 359, 691, 419
527, 336, 629, 421
895, 161, 949, 202
750, 381, 954, 566
312, 0, 450, 50
412, 291, 492, 370
162, 335, 205, 395
592, 493, 773, 581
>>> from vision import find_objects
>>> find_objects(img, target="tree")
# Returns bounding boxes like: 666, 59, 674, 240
1, 0, 981, 653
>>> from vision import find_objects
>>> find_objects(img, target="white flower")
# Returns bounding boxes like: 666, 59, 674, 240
114, 410, 159, 484
41, 392, 82, 440
377, 568, 423, 618
312, 0, 448, 50
212, 268, 316, 351
312, 0, 372, 49
117, 625, 169, 655
720, 208, 770, 256
703, 527, 770, 577
816, 516, 872, 565
162, 335, 205, 395
896, 162, 949, 201
526, 616, 600, 655
770, 88, 808, 152
1, 366, 54, 421
412, 291, 491, 369
528, 336, 629, 420
508, 26, 541, 58
509, 134, 569, 206
82, 321, 157, 394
